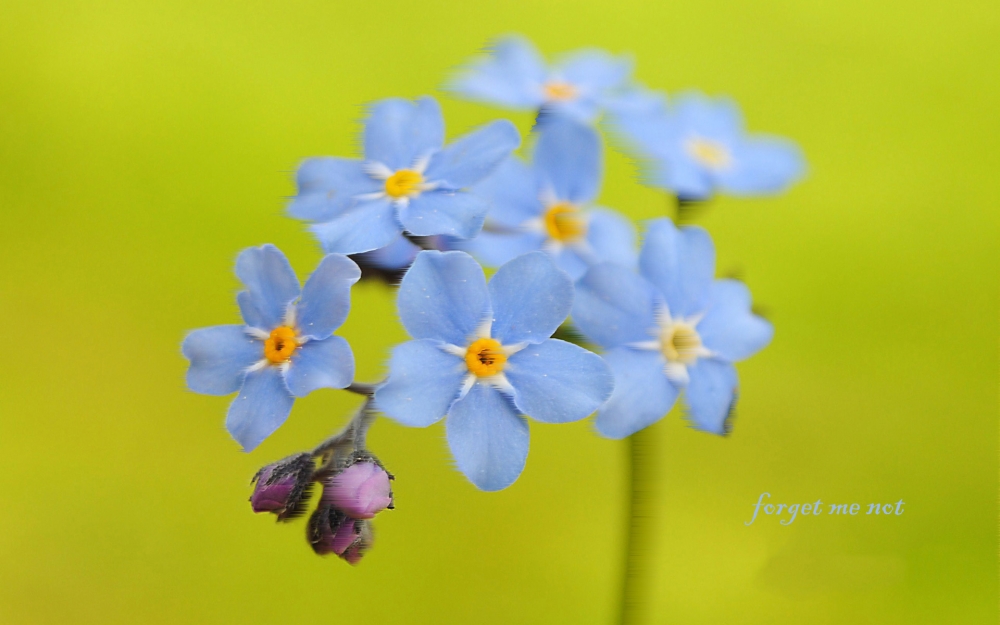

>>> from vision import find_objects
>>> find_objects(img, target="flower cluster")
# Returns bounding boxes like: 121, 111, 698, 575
181, 35, 803, 562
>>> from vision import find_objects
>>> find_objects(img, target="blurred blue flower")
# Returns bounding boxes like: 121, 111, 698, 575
610, 91, 805, 200
458, 117, 636, 280
289, 97, 519, 255
572, 219, 772, 438
182, 245, 360, 451
375, 250, 613, 491
448, 35, 634, 124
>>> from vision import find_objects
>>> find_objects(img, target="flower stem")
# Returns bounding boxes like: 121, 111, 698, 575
619, 425, 658, 625
672, 193, 709, 225
312, 397, 377, 474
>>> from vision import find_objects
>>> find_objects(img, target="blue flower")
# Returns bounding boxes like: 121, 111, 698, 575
609, 91, 805, 200
572, 219, 772, 438
289, 96, 520, 255
448, 35, 633, 125
375, 250, 614, 491
182, 245, 360, 451
457, 117, 636, 280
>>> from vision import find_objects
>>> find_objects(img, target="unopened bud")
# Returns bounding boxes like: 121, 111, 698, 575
323, 458, 393, 519
250, 453, 314, 521
307, 507, 373, 564
307, 506, 347, 556
340, 520, 374, 565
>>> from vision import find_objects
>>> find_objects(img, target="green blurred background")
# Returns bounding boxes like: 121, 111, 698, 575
1, 0, 997, 623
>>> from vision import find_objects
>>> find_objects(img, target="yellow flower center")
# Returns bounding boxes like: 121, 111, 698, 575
660, 323, 702, 364
543, 203, 587, 242
464, 338, 507, 377
685, 137, 731, 169
544, 81, 578, 101
264, 326, 299, 364
384, 169, 424, 198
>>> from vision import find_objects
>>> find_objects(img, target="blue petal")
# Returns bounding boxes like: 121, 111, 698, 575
447, 35, 547, 109
653, 159, 714, 200
236, 292, 267, 332
606, 96, 672, 154
397, 251, 491, 345
572, 262, 657, 348
225, 366, 295, 451
604, 88, 668, 122
684, 358, 738, 435
235, 245, 301, 331
697, 279, 773, 362
374, 339, 467, 427
533, 117, 602, 204
446, 382, 529, 491
182, 325, 262, 396
399, 191, 488, 239
295, 254, 360, 340
363, 97, 445, 171
586, 208, 637, 270
555, 49, 632, 92
506, 339, 613, 423
309, 198, 401, 255
717, 137, 805, 196
595, 348, 680, 439
459, 230, 546, 268
608, 103, 670, 152
551, 246, 591, 281
284, 335, 354, 397
639, 220, 715, 318
672, 92, 744, 139
489, 251, 572, 345
288, 158, 379, 222
471, 156, 543, 228
353, 234, 420, 270
424, 120, 521, 189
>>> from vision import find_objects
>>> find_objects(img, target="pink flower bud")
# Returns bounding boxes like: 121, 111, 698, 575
331, 519, 361, 555
324, 461, 393, 519
340, 520, 374, 565
250, 466, 297, 513
308, 507, 347, 556
307, 508, 374, 564
249, 454, 314, 520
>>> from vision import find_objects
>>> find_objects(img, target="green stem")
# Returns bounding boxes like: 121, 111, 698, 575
671, 193, 708, 225
312, 396, 377, 474
619, 425, 657, 625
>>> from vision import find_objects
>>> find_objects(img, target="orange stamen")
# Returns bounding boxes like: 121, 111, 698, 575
464, 338, 507, 377
543, 203, 587, 242
264, 326, 299, 364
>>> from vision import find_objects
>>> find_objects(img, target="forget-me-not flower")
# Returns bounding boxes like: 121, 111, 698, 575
572, 219, 772, 438
289, 96, 519, 255
448, 35, 633, 125
182, 245, 360, 451
610, 91, 805, 200
375, 250, 614, 491
458, 117, 636, 280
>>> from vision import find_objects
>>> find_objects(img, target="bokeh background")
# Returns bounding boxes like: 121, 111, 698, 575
1, 0, 997, 623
